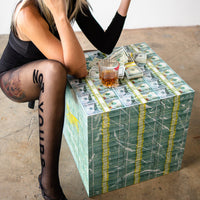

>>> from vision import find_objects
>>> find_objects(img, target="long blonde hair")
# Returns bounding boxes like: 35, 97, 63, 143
11, 0, 89, 34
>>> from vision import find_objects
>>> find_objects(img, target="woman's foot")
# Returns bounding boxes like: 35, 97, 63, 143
38, 174, 68, 200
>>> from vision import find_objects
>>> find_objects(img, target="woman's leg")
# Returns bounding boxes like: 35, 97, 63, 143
0, 60, 67, 199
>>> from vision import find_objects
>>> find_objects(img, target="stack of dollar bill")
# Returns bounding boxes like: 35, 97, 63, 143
124, 61, 143, 79
63, 43, 194, 197
133, 53, 147, 63
86, 47, 145, 80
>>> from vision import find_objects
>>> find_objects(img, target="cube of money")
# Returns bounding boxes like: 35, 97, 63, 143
63, 43, 195, 197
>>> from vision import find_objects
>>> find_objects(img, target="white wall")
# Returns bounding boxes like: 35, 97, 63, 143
0, 0, 17, 34
0, 0, 200, 34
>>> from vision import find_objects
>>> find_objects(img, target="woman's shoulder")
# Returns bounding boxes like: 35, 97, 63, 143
16, 2, 49, 41
17, 2, 49, 29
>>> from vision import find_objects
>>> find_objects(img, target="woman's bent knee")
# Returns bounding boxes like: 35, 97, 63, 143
32, 60, 68, 95
44, 60, 67, 82
32, 60, 67, 87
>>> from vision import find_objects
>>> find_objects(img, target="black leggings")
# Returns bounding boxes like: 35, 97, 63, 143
0, 59, 67, 198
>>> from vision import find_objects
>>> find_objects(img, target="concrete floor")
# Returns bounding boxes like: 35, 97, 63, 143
0, 26, 200, 200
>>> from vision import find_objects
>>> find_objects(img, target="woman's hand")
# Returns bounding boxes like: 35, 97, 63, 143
42, 0, 67, 19
118, 0, 131, 16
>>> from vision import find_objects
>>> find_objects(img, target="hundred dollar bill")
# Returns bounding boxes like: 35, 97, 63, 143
87, 57, 102, 70
88, 65, 99, 78
118, 65, 125, 79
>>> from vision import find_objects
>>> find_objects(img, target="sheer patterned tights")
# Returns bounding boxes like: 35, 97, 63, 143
0, 60, 67, 199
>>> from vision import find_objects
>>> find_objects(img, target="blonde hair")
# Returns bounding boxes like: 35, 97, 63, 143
11, 0, 89, 34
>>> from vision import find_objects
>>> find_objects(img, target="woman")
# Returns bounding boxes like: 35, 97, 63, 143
0, 0, 131, 199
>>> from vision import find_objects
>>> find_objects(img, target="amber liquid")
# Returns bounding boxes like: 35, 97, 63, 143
100, 69, 118, 87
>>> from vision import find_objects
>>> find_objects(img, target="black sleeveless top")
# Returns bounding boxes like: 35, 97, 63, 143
0, 4, 126, 74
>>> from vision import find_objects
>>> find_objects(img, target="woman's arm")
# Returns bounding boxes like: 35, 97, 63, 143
118, 0, 131, 16
76, 0, 131, 54
53, 14, 87, 78
17, 1, 87, 78
45, 0, 87, 78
